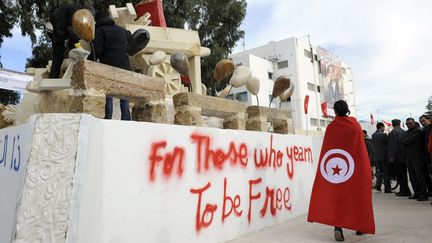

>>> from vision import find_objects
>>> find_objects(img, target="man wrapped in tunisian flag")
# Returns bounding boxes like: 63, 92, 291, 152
308, 109, 375, 236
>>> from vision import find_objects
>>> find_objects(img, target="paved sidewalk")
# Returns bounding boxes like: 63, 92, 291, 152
227, 191, 432, 243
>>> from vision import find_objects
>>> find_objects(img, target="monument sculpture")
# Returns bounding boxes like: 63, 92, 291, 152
1, 1, 295, 134
0, 2, 316, 243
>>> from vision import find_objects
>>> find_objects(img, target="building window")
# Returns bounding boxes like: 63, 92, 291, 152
317, 85, 321, 93
236, 62, 243, 66
268, 72, 273, 79
342, 67, 346, 74
235, 92, 248, 102
310, 118, 318, 126
304, 49, 312, 59
228, 92, 248, 102
318, 61, 322, 73
307, 82, 315, 91
314, 54, 318, 61
277, 60, 288, 69
320, 119, 326, 127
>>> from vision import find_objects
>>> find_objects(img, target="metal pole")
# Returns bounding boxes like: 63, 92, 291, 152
308, 35, 321, 131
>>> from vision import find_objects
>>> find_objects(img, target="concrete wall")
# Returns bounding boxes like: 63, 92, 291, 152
5, 114, 323, 243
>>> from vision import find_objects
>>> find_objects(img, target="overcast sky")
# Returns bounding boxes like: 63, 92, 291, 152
233, 0, 432, 122
1, 0, 431, 121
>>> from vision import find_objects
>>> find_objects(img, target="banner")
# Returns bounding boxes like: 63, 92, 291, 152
0, 68, 32, 92
317, 47, 345, 109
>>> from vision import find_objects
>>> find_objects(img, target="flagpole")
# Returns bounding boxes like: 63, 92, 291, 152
308, 35, 321, 131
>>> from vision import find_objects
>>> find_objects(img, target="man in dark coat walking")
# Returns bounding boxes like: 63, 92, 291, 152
89, 10, 132, 120
372, 122, 390, 192
388, 119, 411, 196
402, 118, 428, 201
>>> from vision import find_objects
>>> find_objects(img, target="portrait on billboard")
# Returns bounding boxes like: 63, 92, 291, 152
317, 47, 345, 108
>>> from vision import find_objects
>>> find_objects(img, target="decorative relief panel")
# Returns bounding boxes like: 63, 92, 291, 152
14, 114, 81, 243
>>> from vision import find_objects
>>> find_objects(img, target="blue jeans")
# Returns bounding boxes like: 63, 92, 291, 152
104, 97, 131, 120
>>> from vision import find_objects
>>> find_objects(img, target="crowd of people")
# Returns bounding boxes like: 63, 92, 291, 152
364, 115, 432, 202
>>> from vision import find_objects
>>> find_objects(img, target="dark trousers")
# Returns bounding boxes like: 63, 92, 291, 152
375, 160, 391, 191
396, 162, 411, 194
407, 159, 427, 198
423, 159, 432, 193
105, 97, 131, 120
49, 38, 79, 78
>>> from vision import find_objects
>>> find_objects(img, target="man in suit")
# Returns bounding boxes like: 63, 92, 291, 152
419, 115, 432, 197
372, 122, 390, 192
388, 119, 411, 196
402, 118, 428, 201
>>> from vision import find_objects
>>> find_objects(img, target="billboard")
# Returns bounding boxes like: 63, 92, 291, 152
317, 47, 345, 109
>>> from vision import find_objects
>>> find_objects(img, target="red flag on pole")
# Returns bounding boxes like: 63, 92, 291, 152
370, 113, 375, 126
308, 116, 375, 234
304, 95, 310, 114
382, 120, 392, 127
321, 102, 328, 118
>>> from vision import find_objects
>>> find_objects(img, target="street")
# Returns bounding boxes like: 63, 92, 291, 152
228, 191, 432, 242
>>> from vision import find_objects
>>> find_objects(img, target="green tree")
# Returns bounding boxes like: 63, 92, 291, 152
0, 54, 21, 105
0, 0, 17, 67
426, 94, 432, 116
0, 88, 21, 105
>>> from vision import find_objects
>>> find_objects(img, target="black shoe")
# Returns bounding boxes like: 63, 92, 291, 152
384, 190, 392, 193
409, 195, 419, 199
356, 231, 364, 235
428, 192, 432, 197
334, 227, 344, 241
374, 186, 381, 192
417, 197, 428, 201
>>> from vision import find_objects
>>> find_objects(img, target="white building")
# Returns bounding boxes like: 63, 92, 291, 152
229, 37, 356, 133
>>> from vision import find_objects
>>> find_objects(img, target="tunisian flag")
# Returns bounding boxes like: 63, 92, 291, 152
321, 102, 328, 118
308, 116, 375, 234
304, 95, 310, 114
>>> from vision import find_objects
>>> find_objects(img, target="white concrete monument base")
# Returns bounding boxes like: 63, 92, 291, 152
1, 114, 323, 243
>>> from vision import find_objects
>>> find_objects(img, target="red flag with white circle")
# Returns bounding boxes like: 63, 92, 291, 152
308, 116, 375, 234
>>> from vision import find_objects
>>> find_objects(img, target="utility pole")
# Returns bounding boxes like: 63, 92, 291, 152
308, 35, 321, 131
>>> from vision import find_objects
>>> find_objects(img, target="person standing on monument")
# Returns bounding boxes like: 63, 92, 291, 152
46, 4, 83, 78
88, 10, 132, 120
308, 100, 375, 242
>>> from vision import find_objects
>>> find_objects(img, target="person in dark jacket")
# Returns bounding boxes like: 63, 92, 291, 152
388, 119, 411, 196
363, 130, 375, 165
402, 118, 427, 201
419, 114, 432, 196
89, 10, 131, 120
47, 4, 82, 78
372, 122, 390, 192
